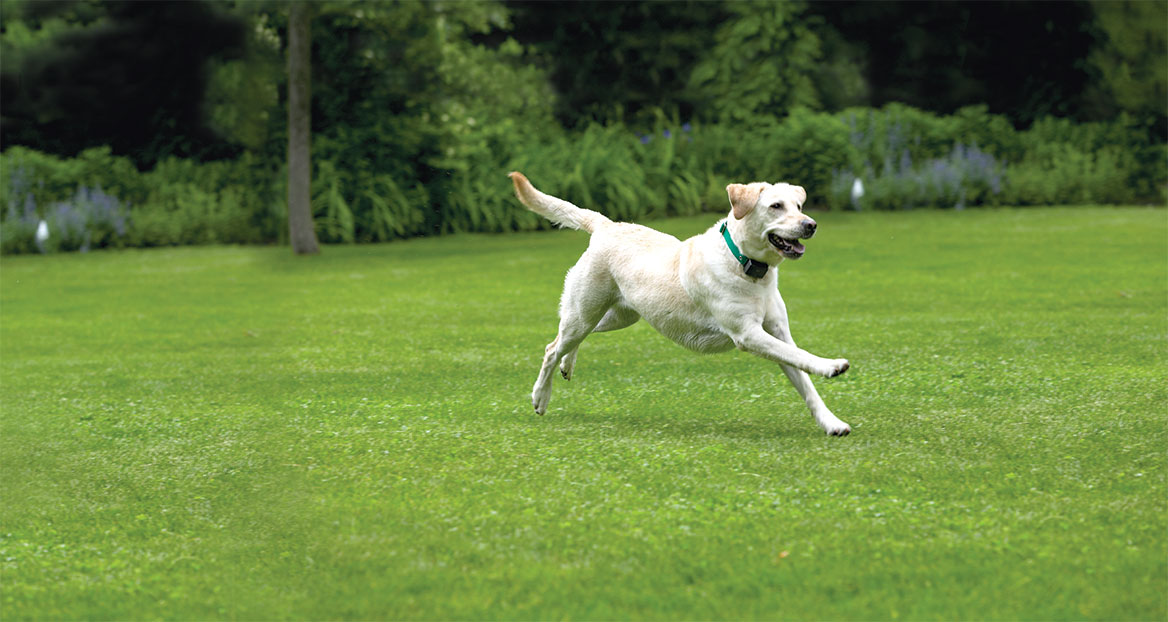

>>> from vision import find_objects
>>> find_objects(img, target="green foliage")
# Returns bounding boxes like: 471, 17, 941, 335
203, 11, 283, 152
128, 155, 276, 247
5, 100, 1165, 253
1, 147, 278, 253
311, 160, 355, 244
767, 109, 857, 204
1086, 0, 1168, 132
1006, 143, 1134, 206
811, 25, 870, 111
1020, 115, 1165, 202
285, 0, 562, 242
1, 0, 248, 165
0, 147, 141, 208
2, 147, 137, 254
831, 104, 1165, 211
359, 174, 429, 241
843, 104, 966, 165
1, 182, 127, 254
0, 0, 108, 70
506, 1, 728, 126
689, 1, 823, 123
6, 0, 1165, 254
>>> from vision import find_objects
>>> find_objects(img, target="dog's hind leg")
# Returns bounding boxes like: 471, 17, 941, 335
532, 257, 615, 413
559, 306, 640, 380
532, 313, 603, 414
533, 334, 563, 413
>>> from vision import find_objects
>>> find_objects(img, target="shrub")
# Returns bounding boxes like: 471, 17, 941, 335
0, 147, 143, 211
689, 1, 823, 123
839, 142, 1005, 211
1007, 115, 1165, 204
2, 183, 128, 254
133, 156, 273, 246
1, 146, 277, 253
2, 103, 1163, 254
842, 104, 959, 165
1002, 143, 1137, 206
829, 103, 1163, 210
682, 109, 861, 210
2, 193, 39, 255
769, 109, 859, 209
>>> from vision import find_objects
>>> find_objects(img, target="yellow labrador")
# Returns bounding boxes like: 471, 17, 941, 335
509, 172, 852, 435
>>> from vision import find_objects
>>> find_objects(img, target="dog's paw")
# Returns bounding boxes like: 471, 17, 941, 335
560, 351, 577, 381
824, 422, 851, 436
816, 412, 852, 436
531, 387, 550, 416
826, 359, 849, 378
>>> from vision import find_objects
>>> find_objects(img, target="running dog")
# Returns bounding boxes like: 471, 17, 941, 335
509, 172, 852, 436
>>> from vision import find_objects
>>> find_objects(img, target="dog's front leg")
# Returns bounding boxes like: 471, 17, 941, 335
779, 364, 851, 436
763, 303, 851, 436
730, 325, 849, 379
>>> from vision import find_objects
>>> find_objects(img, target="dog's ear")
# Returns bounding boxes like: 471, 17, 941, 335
791, 185, 807, 205
727, 183, 764, 219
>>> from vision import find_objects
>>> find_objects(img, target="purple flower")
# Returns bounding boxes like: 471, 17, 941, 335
682, 123, 692, 133
663, 129, 672, 139
639, 135, 650, 145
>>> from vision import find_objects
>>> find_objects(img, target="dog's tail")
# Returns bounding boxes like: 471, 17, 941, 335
509, 172, 612, 234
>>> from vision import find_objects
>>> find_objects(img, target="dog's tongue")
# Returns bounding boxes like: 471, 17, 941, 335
790, 240, 805, 253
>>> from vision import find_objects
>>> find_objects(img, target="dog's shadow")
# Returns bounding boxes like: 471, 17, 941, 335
549, 407, 811, 443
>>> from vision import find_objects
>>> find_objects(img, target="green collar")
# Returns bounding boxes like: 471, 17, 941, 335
720, 222, 769, 278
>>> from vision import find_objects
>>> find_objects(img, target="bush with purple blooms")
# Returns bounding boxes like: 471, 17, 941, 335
1, 147, 277, 254
830, 142, 1006, 211
831, 104, 1164, 210
2, 166, 128, 254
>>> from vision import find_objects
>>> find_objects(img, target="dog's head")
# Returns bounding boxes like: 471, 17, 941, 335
726, 182, 817, 262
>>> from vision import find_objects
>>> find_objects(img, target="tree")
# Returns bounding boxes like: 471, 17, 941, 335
688, 1, 824, 123
1086, 0, 1168, 137
286, 1, 319, 255
506, 0, 727, 126
805, 1, 1100, 126
0, 0, 246, 165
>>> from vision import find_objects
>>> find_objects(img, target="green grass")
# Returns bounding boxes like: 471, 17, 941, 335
2, 206, 1165, 620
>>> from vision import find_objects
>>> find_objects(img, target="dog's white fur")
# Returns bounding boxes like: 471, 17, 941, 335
510, 172, 852, 436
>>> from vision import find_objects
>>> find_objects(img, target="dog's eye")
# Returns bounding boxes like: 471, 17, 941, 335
769, 202, 784, 210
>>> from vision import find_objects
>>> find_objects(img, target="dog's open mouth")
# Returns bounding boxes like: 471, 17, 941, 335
768, 233, 806, 259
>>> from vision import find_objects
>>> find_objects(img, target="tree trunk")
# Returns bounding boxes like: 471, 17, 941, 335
287, 1, 319, 255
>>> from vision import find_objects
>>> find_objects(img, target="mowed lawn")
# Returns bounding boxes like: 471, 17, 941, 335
1, 206, 1165, 620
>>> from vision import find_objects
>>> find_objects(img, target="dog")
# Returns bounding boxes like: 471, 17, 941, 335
509, 172, 852, 436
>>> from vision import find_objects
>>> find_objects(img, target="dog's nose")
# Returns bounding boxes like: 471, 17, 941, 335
801, 218, 817, 233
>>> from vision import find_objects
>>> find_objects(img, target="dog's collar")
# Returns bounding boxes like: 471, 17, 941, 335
720, 222, 769, 278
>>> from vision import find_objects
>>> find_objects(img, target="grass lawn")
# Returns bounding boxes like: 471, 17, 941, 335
2, 206, 1165, 620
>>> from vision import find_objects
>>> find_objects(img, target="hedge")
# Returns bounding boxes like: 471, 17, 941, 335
3, 105, 1164, 254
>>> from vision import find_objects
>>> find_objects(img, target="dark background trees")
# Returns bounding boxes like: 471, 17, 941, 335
502, 0, 1164, 133
503, 0, 728, 126
1, 0, 247, 166
4, 0, 1164, 166
806, 1, 1101, 125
